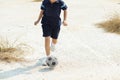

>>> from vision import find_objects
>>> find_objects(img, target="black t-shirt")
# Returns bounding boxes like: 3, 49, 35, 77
41, 0, 67, 24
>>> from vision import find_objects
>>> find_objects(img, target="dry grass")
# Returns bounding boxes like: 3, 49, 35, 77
0, 38, 32, 63
96, 15, 120, 34
33, 0, 42, 2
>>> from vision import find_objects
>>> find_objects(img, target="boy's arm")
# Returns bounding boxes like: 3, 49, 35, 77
63, 10, 68, 26
34, 10, 44, 25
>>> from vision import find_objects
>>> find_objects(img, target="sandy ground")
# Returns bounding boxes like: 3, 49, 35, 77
0, 0, 120, 80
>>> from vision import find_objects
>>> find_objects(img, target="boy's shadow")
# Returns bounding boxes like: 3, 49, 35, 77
39, 67, 54, 72
0, 58, 52, 79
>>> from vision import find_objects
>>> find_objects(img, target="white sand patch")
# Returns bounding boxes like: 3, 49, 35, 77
0, 0, 120, 80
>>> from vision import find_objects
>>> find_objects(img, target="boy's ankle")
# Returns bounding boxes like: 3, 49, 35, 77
47, 55, 51, 58
51, 42, 56, 46
50, 43, 56, 52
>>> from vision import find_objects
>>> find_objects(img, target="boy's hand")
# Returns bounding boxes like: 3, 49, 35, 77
63, 20, 68, 26
34, 20, 39, 25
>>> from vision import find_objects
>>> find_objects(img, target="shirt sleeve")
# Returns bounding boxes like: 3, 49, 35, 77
60, 0, 67, 10
40, 1, 46, 10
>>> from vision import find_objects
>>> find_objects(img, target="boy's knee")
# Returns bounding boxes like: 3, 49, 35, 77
52, 38, 57, 44
45, 36, 50, 39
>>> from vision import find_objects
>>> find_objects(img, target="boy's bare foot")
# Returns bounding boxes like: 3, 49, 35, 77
42, 57, 47, 66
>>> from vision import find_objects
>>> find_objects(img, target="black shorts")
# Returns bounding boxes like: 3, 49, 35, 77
41, 23, 61, 39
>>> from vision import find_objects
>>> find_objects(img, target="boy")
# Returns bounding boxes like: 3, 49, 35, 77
34, 0, 68, 65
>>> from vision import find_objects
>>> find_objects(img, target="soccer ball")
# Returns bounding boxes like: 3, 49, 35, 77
46, 56, 58, 68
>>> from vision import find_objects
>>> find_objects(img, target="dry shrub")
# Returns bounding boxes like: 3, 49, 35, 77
0, 38, 32, 63
96, 15, 120, 34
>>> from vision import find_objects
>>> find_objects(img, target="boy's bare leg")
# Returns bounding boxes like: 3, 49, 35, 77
45, 37, 50, 56
52, 38, 57, 44
42, 37, 50, 66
